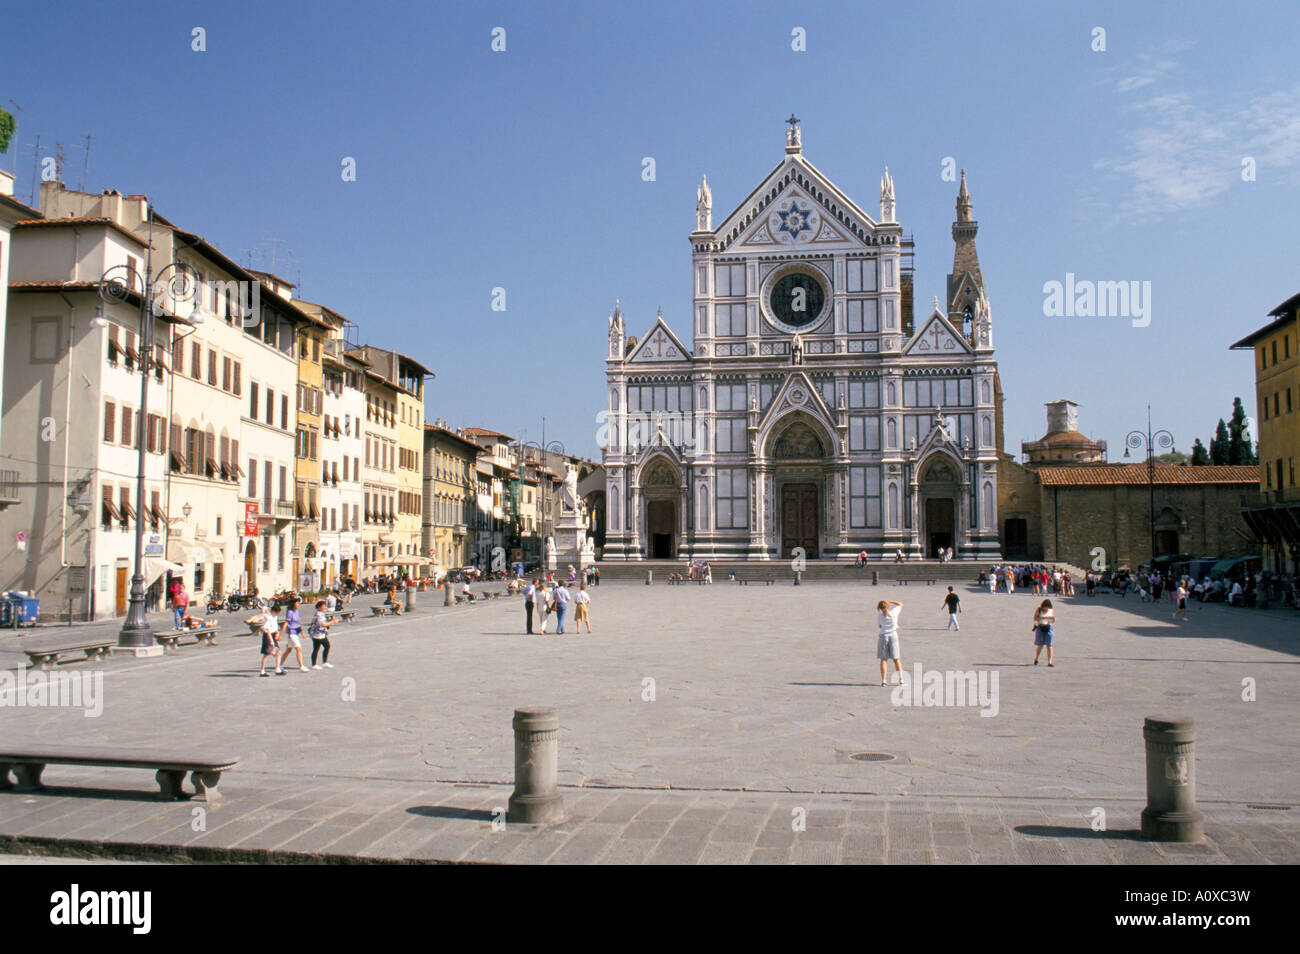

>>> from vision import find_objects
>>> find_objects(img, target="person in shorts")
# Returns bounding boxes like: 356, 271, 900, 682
941, 586, 961, 630
1174, 582, 1188, 620
876, 599, 905, 686
1032, 599, 1055, 666
251, 599, 281, 677
278, 597, 309, 672
573, 583, 593, 634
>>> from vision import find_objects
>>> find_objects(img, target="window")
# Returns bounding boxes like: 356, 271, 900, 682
264, 461, 273, 509
191, 342, 202, 380
103, 401, 116, 443
716, 302, 746, 337
154, 343, 165, 381
222, 356, 232, 392
1272, 341, 1278, 365
715, 418, 747, 453
249, 458, 258, 498
119, 486, 132, 529
107, 325, 120, 366
849, 466, 881, 528
714, 263, 745, 296
846, 299, 878, 333
150, 490, 161, 531
713, 382, 748, 411
101, 485, 119, 530
207, 349, 218, 386
715, 467, 748, 529
124, 330, 136, 372
845, 258, 877, 293
172, 336, 184, 376
281, 394, 289, 430
848, 415, 881, 451
250, 382, 259, 419
265, 388, 275, 426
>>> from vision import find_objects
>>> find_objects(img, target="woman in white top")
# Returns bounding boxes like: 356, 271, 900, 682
1032, 599, 1056, 667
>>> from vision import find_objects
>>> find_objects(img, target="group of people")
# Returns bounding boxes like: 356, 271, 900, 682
874, 588, 1060, 682
522, 578, 592, 635
981, 564, 1074, 596
249, 595, 337, 677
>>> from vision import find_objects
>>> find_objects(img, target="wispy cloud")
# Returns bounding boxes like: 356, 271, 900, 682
1091, 43, 1300, 222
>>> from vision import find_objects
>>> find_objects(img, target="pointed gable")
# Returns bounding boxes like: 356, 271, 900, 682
906, 308, 971, 356
757, 370, 837, 433
626, 314, 692, 364
712, 156, 881, 254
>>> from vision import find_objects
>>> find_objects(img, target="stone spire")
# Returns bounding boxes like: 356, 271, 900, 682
950, 169, 982, 299
696, 174, 712, 231
607, 299, 625, 360
956, 169, 973, 223
879, 166, 896, 223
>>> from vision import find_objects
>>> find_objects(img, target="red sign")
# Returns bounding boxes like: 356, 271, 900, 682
244, 504, 259, 536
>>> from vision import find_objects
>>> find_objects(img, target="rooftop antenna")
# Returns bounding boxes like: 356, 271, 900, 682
72, 132, 92, 191
53, 141, 66, 185
24, 134, 41, 206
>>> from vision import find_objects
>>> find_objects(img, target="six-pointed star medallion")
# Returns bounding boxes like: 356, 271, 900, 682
777, 201, 813, 240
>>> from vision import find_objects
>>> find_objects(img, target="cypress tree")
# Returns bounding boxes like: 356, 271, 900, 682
1190, 438, 1210, 466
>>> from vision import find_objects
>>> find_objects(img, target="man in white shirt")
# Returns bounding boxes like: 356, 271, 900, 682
524, 579, 537, 635
875, 599, 905, 686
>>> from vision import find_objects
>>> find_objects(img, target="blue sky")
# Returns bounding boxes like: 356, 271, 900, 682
4, 0, 1298, 459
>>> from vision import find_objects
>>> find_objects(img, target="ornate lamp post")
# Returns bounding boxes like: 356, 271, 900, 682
1124, 404, 1175, 568
95, 224, 203, 650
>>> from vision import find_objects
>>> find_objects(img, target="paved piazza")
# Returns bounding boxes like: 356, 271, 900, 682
1, 582, 1297, 864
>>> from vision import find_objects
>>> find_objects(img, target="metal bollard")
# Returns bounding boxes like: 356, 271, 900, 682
794, 570, 801, 586
646, 570, 653, 585
444, 581, 453, 607
872, 570, 879, 585
405, 585, 416, 612
1141, 716, 1204, 842
507, 707, 564, 824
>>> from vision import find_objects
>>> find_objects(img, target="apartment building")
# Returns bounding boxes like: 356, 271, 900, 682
422, 421, 480, 572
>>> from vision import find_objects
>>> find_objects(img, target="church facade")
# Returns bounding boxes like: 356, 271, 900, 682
601, 120, 1002, 562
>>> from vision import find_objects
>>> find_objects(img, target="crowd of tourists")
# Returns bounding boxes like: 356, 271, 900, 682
980, 564, 1075, 596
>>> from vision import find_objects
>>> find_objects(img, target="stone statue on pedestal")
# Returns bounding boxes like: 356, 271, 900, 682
561, 464, 579, 513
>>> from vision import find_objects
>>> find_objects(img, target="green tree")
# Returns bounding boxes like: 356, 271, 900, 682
1153, 450, 1188, 465
1227, 396, 1257, 465
1190, 438, 1210, 466
0, 107, 14, 155
1210, 419, 1230, 464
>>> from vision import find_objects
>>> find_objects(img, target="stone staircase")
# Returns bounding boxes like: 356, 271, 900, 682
593, 559, 1092, 585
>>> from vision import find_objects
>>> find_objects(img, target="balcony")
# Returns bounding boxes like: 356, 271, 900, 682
0, 469, 18, 508
274, 499, 295, 518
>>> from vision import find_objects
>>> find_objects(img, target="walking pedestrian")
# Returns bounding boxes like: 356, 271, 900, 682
594, 567, 601, 587
172, 585, 190, 629
309, 600, 335, 669
876, 599, 905, 686
250, 600, 281, 677
524, 578, 537, 634
1174, 582, 1188, 621
1032, 599, 1056, 666
278, 597, 310, 672
535, 581, 552, 634
942, 586, 961, 630
574, 583, 593, 634
553, 580, 571, 634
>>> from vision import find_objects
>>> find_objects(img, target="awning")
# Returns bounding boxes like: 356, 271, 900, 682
1209, 555, 1261, 578
143, 557, 184, 586
166, 539, 201, 563
201, 542, 226, 563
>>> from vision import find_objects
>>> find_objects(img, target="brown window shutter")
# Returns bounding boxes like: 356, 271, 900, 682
208, 350, 217, 386
281, 394, 288, 429
192, 342, 201, 379
173, 336, 184, 376
120, 406, 131, 445
104, 401, 116, 442
233, 362, 241, 396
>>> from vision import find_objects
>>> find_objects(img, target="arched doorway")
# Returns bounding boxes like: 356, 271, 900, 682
919, 455, 961, 558
640, 456, 680, 559
1154, 507, 1182, 556
769, 418, 830, 560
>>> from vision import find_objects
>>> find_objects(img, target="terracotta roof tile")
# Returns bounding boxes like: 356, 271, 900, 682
1037, 464, 1258, 486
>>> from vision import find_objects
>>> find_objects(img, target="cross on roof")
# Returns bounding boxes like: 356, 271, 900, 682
786, 114, 800, 130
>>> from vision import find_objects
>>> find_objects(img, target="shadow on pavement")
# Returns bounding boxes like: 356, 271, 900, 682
1015, 824, 1141, 841
406, 805, 496, 821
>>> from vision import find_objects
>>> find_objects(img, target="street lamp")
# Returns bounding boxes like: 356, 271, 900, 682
1124, 404, 1175, 568
96, 225, 203, 650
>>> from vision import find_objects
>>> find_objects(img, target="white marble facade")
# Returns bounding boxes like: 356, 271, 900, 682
601, 120, 1002, 562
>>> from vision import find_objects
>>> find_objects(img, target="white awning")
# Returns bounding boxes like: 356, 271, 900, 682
203, 543, 226, 564
166, 539, 201, 564
143, 557, 185, 586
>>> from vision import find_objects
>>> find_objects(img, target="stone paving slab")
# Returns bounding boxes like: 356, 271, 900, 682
0, 582, 1295, 863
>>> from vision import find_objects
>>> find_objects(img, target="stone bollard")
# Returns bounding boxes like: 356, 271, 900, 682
443, 581, 453, 606
872, 570, 879, 585
1141, 716, 1204, 842
405, 585, 416, 612
794, 570, 802, 586
646, 570, 653, 585
507, 707, 564, 824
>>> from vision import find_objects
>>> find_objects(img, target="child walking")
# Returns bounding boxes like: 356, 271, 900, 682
310, 600, 335, 669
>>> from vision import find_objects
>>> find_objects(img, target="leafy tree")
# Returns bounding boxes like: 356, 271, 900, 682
1190, 438, 1210, 466
0, 107, 13, 155
1209, 419, 1230, 464
1153, 451, 1188, 465
1227, 396, 1257, 465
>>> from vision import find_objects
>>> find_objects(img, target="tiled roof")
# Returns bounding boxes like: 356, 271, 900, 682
1037, 464, 1258, 486
14, 216, 147, 246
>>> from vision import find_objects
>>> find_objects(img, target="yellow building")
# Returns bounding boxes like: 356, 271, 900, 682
423, 422, 480, 572
1232, 290, 1300, 576
350, 346, 433, 578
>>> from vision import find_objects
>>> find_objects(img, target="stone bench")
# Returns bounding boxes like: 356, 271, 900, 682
22, 642, 114, 671
156, 625, 220, 652
0, 747, 239, 802
370, 605, 401, 616
327, 610, 356, 624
